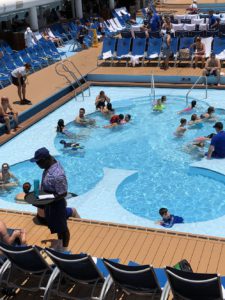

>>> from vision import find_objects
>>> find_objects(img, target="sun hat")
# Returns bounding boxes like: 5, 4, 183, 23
30, 147, 50, 162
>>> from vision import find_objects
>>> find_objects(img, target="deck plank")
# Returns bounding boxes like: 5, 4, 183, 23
207, 243, 223, 274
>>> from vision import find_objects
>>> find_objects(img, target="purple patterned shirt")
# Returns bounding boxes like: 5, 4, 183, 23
41, 161, 68, 195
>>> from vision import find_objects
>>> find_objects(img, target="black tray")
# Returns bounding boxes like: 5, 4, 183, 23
25, 192, 56, 205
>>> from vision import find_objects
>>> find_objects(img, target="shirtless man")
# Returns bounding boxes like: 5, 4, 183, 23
75, 108, 95, 125
0, 97, 20, 134
203, 53, 221, 86
0, 220, 26, 245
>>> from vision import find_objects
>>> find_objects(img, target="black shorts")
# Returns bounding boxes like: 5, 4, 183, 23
205, 70, 218, 76
11, 76, 25, 86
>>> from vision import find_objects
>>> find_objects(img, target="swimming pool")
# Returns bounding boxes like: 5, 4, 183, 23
1, 86, 225, 236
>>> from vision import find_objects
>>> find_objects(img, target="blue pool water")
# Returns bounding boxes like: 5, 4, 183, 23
1, 91, 225, 224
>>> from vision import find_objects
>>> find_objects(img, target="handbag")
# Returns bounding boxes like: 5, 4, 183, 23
173, 259, 193, 272
179, 48, 190, 59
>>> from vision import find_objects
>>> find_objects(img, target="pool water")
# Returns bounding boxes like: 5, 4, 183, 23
2, 94, 225, 224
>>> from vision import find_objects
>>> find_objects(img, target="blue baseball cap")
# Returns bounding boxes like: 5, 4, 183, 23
30, 147, 50, 162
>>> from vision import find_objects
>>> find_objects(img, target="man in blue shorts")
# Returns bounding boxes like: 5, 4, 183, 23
207, 122, 225, 159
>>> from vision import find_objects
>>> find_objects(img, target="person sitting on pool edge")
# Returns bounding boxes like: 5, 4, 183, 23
178, 100, 197, 114
175, 118, 187, 137
75, 108, 96, 126
0, 163, 18, 188
155, 208, 184, 228
207, 122, 225, 159
0, 97, 21, 134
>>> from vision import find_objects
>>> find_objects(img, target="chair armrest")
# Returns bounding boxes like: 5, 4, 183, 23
160, 281, 170, 300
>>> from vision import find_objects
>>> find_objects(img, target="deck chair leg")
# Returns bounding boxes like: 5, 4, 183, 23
43, 267, 60, 300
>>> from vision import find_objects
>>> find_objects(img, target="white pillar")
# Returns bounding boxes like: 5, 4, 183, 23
75, 0, 83, 19
109, 0, 115, 10
29, 6, 38, 31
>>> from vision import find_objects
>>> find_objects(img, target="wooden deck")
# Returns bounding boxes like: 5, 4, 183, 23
2, 209, 225, 275
1, 209, 225, 299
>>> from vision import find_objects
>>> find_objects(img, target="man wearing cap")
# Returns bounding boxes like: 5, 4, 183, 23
30, 147, 70, 252
203, 53, 221, 86
207, 122, 225, 159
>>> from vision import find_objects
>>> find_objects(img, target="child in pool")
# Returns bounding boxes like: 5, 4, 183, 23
56, 119, 75, 138
155, 208, 183, 228
153, 99, 165, 112
60, 140, 84, 150
175, 118, 187, 137
188, 114, 203, 128
178, 100, 197, 114
120, 114, 131, 124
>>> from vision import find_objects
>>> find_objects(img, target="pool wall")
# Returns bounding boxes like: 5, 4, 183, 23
1, 86, 225, 238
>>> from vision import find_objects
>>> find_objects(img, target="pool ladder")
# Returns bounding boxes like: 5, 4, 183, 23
186, 75, 208, 105
150, 73, 156, 103
55, 60, 90, 101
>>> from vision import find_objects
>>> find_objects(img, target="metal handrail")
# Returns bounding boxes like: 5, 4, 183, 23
150, 73, 155, 102
54, 61, 91, 101
186, 76, 208, 105
55, 62, 79, 100
63, 59, 91, 97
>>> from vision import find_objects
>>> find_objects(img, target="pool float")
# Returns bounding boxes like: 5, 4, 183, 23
153, 104, 165, 112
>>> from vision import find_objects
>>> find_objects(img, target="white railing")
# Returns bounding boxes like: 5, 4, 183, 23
150, 73, 156, 103
186, 76, 207, 105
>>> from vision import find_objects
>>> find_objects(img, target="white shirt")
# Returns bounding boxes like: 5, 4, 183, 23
190, 3, 198, 9
24, 29, 35, 48
11, 66, 26, 78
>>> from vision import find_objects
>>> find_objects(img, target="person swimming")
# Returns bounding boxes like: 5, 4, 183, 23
60, 140, 84, 150
0, 163, 18, 188
200, 106, 217, 122
174, 118, 187, 137
56, 119, 74, 138
153, 99, 165, 112
120, 114, 131, 124
178, 100, 197, 114
188, 113, 203, 128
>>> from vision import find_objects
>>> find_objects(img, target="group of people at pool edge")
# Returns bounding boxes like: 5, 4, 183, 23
1, 90, 225, 250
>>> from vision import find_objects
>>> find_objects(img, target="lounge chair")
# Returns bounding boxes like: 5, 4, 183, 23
44, 248, 117, 300
103, 258, 163, 299
161, 266, 225, 300
97, 37, 117, 66
176, 36, 195, 66
145, 37, 162, 66
114, 38, 131, 66
0, 242, 53, 296
213, 37, 225, 66
130, 38, 146, 66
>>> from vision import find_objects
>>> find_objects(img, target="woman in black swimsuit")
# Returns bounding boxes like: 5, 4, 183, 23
95, 91, 110, 110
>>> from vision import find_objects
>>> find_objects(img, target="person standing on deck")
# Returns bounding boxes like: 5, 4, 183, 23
11, 63, 32, 105
30, 147, 70, 252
